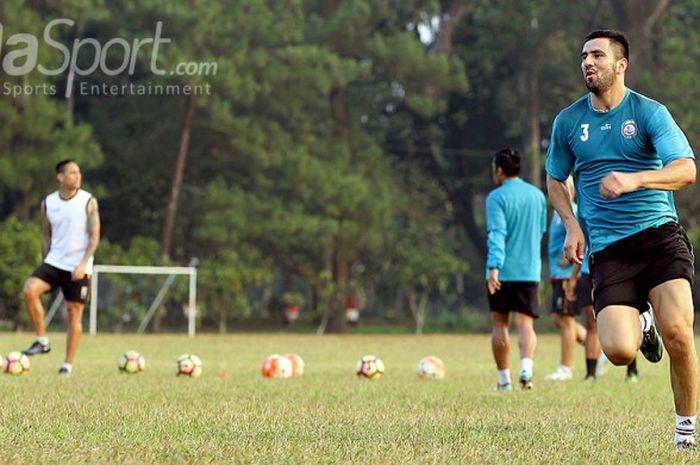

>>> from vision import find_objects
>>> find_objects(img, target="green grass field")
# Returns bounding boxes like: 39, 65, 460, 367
0, 332, 695, 464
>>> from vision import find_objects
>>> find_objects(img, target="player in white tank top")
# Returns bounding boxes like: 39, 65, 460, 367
21, 160, 101, 376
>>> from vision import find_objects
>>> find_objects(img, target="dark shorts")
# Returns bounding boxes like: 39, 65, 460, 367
551, 280, 578, 316
32, 263, 90, 304
590, 221, 694, 315
487, 282, 539, 318
576, 273, 593, 308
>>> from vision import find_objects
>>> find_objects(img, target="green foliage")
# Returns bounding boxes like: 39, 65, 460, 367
0, 216, 41, 325
2, 1, 700, 329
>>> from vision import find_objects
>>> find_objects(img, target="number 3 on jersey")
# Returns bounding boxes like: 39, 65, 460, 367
580, 123, 589, 141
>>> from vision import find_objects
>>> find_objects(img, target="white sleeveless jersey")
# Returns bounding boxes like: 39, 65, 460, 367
44, 189, 94, 274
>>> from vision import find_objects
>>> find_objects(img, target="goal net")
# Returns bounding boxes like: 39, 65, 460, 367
88, 264, 198, 336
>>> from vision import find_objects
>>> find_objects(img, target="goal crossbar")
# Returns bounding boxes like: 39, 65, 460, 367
89, 264, 197, 337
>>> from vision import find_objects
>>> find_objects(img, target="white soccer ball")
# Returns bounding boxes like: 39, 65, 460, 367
416, 355, 446, 380
261, 354, 293, 378
284, 353, 304, 377
356, 355, 384, 379
3, 351, 30, 375
176, 353, 203, 378
118, 350, 145, 374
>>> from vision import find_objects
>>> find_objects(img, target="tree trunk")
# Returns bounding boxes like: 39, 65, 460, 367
608, 0, 670, 87
416, 289, 429, 336
161, 94, 196, 260
524, 56, 541, 188
325, 245, 349, 334
218, 309, 227, 334
430, 2, 468, 57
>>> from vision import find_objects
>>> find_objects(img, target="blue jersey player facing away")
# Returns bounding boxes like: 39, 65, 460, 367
486, 149, 546, 391
546, 29, 697, 450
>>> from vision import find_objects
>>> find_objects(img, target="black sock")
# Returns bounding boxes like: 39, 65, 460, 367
586, 358, 597, 378
627, 358, 638, 376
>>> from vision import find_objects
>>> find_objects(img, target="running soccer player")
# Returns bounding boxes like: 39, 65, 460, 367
486, 148, 547, 391
22, 160, 100, 376
546, 29, 697, 449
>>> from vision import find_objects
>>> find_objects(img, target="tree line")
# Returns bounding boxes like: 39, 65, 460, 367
1, 0, 699, 333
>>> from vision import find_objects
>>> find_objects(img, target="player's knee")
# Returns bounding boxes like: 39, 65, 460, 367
552, 314, 564, 329
22, 282, 39, 300
663, 324, 695, 359
601, 342, 637, 365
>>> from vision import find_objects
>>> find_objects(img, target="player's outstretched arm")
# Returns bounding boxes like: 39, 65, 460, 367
600, 158, 696, 199
546, 174, 584, 265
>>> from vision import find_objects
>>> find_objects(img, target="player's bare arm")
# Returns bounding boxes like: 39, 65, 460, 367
72, 197, 101, 281
487, 268, 501, 295
600, 158, 696, 199
546, 174, 584, 264
40, 199, 51, 259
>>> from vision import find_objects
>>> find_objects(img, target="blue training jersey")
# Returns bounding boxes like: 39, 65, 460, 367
545, 88, 694, 253
486, 178, 547, 282
548, 205, 577, 280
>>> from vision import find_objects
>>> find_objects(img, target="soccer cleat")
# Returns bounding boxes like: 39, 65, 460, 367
545, 365, 573, 381
676, 440, 695, 451
583, 375, 596, 382
625, 373, 639, 384
595, 353, 609, 377
493, 382, 513, 392
640, 315, 663, 363
519, 370, 533, 390
58, 366, 72, 377
22, 341, 50, 356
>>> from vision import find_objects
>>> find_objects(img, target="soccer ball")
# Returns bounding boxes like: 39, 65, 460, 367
416, 355, 446, 380
3, 351, 30, 375
356, 355, 384, 379
118, 350, 145, 374
261, 354, 293, 378
284, 353, 304, 377
176, 353, 203, 378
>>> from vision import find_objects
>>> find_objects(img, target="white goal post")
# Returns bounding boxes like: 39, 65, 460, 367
89, 264, 198, 337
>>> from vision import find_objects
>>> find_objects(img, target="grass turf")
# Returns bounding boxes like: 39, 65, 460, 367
0, 332, 694, 464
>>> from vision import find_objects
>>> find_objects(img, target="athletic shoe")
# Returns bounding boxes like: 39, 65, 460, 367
625, 373, 639, 384
58, 366, 72, 377
595, 353, 609, 377
583, 375, 596, 382
519, 370, 533, 390
493, 383, 513, 392
545, 365, 573, 381
676, 440, 695, 451
640, 315, 663, 363
22, 341, 50, 356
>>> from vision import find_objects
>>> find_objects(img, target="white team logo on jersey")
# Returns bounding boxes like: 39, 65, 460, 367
621, 119, 637, 138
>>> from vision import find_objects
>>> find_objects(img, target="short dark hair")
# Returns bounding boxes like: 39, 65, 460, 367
55, 159, 76, 174
585, 29, 629, 61
493, 148, 521, 176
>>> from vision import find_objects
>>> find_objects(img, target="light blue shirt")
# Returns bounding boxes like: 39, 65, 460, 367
548, 205, 578, 280
486, 178, 547, 281
545, 89, 694, 253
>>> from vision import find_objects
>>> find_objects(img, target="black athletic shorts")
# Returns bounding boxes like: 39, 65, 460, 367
487, 281, 539, 318
576, 273, 593, 308
590, 221, 694, 315
551, 280, 578, 316
32, 263, 90, 303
